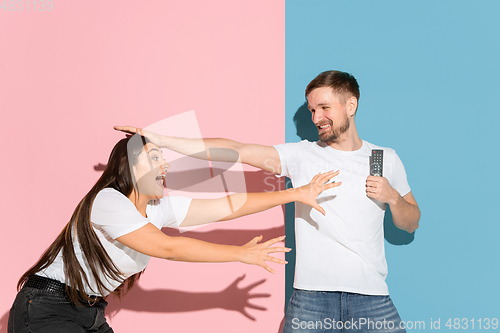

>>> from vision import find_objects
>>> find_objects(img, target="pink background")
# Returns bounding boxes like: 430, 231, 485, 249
0, 1, 285, 332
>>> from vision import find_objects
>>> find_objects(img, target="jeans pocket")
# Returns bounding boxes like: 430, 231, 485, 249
8, 291, 30, 333
28, 297, 100, 331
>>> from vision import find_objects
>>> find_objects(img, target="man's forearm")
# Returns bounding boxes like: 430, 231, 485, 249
388, 195, 420, 233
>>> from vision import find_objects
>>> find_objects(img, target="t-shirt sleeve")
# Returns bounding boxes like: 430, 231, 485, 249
388, 150, 411, 197
154, 196, 192, 229
274, 142, 303, 178
91, 189, 150, 239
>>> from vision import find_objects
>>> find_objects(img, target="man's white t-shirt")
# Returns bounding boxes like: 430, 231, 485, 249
38, 188, 192, 296
274, 140, 411, 295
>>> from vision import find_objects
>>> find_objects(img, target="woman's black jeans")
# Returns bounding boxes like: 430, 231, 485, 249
8, 286, 113, 333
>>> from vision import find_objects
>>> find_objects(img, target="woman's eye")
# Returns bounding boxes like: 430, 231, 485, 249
152, 157, 159, 161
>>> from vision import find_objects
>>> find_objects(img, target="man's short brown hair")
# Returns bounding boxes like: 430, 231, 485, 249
305, 70, 360, 106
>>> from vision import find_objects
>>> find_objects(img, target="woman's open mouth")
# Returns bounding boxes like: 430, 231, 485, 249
155, 174, 166, 188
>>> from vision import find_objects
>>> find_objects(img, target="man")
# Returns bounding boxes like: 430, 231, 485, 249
271, 71, 420, 332
117, 70, 420, 332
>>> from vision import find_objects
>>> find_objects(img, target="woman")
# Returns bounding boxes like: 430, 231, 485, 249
8, 129, 340, 333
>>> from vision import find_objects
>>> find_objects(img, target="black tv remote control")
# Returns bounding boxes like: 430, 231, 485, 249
370, 150, 383, 177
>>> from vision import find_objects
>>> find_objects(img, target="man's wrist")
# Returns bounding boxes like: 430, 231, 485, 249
387, 190, 403, 206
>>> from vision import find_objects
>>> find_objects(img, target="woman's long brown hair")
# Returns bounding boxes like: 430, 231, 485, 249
18, 135, 149, 304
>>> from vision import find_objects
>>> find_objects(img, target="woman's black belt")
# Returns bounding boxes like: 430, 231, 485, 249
24, 274, 67, 293
24, 274, 103, 305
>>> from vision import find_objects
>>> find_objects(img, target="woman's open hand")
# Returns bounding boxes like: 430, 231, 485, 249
239, 235, 290, 274
113, 125, 165, 148
295, 170, 341, 216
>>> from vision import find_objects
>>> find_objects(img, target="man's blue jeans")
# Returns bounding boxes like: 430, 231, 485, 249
283, 289, 407, 332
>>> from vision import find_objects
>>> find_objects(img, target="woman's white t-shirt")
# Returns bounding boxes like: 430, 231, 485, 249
38, 188, 192, 296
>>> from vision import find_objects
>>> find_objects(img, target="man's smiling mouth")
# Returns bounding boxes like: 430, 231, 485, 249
317, 121, 332, 131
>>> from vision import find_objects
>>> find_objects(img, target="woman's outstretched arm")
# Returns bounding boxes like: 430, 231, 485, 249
117, 226, 289, 274
180, 171, 340, 227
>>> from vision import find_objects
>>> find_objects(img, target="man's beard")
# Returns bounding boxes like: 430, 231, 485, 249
318, 114, 350, 143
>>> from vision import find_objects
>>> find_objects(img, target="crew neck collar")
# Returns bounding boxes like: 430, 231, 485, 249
317, 140, 367, 155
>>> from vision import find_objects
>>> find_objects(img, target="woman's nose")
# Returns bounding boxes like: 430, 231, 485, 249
161, 162, 170, 173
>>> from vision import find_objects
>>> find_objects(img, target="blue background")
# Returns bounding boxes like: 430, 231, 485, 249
285, 0, 500, 330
